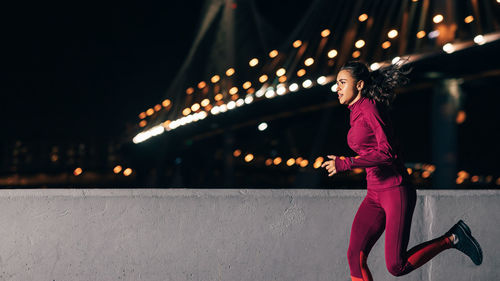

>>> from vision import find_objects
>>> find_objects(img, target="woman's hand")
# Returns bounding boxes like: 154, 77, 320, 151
321, 155, 337, 177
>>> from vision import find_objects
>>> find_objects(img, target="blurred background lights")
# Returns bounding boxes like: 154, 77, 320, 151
428, 30, 440, 39
73, 167, 83, 176
358, 14, 368, 22
331, 84, 338, 92
269, 50, 278, 58
382, 41, 391, 49
370, 62, 381, 71
464, 15, 474, 24
293, 40, 302, 48
191, 103, 200, 112
276, 86, 287, 96
225, 68, 235, 76
197, 81, 206, 89
211, 75, 220, 83
392, 56, 401, 64
233, 149, 241, 157
265, 88, 276, 98
249, 58, 259, 67
113, 165, 122, 174
433, 14, 443, 24
201, 99, 210, 107
443, 43, 455, 53
162, 99, 171, 107
321, 29, 330, 37
258, 122, 268, 131
327, 49, 338, 58
388, 29, 398, 38
259, 74, 268, 83
244, 95, 254, 104
317, 76, 327, 85
227, 101, 236, 110
229, 87, 238, 95
304, 58, 315, 66
456, 110, 466, 124
133, 125, 165, 143
295, 157, 303, 165
352, 168, 363, 175
471, 175, 479, 183
302, 79, 313, 88
123, 168, 132, 176
355, 39, 365, 48
486, 176, 493, 183
474, 35, 485, 45
297, 69, 306, 77
255, 88, 265, 98
151, 126, 165, 136
244, 154, 254, 162
211, 106, 220, 115
276, 68, 286, 77
289, 83, 299, 92
273, 157, 282, 165
417, 30, 426, 38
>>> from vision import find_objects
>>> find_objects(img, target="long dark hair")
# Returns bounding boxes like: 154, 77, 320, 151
340, 60, 410, 107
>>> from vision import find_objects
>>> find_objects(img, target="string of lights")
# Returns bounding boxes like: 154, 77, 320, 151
71, 166, 135, 177
132, 0, 500, 144
230, 149, 500, 186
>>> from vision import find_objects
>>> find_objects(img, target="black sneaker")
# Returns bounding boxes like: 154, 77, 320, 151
445, 220, 483, 265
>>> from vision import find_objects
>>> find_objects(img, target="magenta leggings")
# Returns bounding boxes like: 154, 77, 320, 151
348, 186, 417, 278
347, 186, 452, 281
348, 185, 452, 280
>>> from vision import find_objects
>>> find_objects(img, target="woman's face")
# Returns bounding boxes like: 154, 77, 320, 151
336, 69, 363, 106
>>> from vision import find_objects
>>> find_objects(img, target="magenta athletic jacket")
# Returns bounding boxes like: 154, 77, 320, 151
334, 96, 409, 190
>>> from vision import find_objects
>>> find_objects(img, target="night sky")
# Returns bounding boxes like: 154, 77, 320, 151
2, 1, 311, 141
2, 2, 207, 140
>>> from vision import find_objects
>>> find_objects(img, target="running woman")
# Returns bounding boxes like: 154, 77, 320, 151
321, 61, 482, 281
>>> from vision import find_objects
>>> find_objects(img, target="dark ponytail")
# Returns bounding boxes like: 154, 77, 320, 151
340, 60, 411, 108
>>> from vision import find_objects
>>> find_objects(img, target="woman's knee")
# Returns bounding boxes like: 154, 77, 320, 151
386, 262, 405, 276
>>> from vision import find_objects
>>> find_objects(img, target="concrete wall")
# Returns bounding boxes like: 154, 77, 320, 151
0, 189, 498, 281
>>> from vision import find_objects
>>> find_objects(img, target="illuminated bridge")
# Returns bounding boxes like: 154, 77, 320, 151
125, 0, 500, 189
